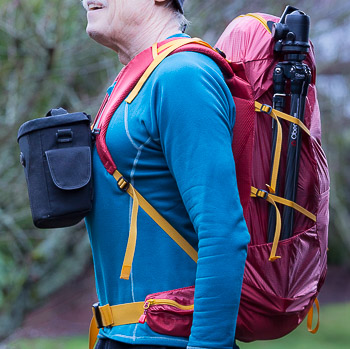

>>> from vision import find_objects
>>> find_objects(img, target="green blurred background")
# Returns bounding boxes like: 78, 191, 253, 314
0, 0, 349, 347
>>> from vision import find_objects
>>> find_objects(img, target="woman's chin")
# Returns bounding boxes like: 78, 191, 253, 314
86, 24, 104, 42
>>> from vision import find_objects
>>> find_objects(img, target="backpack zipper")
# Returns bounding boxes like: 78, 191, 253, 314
138, 298, 194, 324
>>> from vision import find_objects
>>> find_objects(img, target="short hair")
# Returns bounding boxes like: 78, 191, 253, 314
164, 0, 190, 32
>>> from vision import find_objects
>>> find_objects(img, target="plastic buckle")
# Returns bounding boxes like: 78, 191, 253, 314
92, 302, 104, 329
92, 128, 101, 142
117, 176, 130, 192
260, 104, 273, 115
256, 189, 269, 200
215, 47, 227, 59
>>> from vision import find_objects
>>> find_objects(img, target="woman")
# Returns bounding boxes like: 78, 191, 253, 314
82, 1, 250, 348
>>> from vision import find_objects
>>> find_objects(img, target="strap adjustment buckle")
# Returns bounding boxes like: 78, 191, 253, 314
260, 104, 273, 115
117, 176, 130, 192
92, 302, 104, 329
256, 189, 269, 200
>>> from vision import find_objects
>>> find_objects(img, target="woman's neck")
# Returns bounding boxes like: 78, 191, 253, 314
115, 12, 181, 65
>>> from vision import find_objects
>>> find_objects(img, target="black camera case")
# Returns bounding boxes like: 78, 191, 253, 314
17, 108, 93, 228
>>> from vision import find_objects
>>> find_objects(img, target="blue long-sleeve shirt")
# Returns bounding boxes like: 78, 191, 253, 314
85, 34, 250, 349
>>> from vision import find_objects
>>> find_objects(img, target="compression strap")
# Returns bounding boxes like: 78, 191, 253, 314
251, 186, 316, 261
255, 101, 311, 195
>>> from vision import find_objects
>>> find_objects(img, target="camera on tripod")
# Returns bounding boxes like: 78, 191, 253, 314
269, 5, 310, 55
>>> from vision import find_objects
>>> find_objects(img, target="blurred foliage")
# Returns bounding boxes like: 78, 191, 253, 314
0, 0, 349, 341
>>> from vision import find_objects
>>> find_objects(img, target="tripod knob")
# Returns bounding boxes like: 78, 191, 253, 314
272, 23, 289, 40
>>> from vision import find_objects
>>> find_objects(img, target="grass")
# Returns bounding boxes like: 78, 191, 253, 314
6, 303, 350, 349
6, 336, 87, 349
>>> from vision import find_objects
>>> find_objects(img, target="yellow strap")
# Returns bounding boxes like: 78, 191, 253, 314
157, 39, 213, 56
258, 104, 282, 194
250, 187, 281, 261
89, 302, 145, 349
269, 193, 316, 222
307, 298, 320, 334
152, 42, 158, 60
255, 101, 311, 136
238, 13, 272, 33
125, 38, 211, 104
89, 317, 99, 349
99, 302, 145, 326
251, 186, 316, 261
156, 41, 177, 53
119, 183, 139, 280
113, 170, 198, 278
255, 101, 311, 195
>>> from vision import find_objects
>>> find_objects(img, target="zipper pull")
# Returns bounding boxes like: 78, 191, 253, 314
139, 300, 151, 324
138, 313, 146, 324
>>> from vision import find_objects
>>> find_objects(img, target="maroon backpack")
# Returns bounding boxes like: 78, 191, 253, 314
90, 12, 329, 347
215, 12, 329, 341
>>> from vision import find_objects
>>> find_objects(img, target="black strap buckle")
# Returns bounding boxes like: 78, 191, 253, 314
92, 302, 104, 329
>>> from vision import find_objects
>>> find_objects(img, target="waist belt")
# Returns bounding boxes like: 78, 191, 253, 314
89, 301, 144, 349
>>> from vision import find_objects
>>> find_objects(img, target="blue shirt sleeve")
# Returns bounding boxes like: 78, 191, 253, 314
151, 52, 250, 349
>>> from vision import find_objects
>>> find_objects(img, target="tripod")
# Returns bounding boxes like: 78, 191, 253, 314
267, 58, 311, 242
267, 6, 312, 242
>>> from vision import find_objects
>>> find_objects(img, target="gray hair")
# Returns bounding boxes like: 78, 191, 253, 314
164, 0, 190, 32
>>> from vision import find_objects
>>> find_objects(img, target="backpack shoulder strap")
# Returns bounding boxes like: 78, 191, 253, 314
95, 37, 215, 175
125, 38, 227, 103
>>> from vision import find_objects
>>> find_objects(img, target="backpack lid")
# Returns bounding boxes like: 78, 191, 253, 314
17, 111, 91, 141
216, 13, 316, 100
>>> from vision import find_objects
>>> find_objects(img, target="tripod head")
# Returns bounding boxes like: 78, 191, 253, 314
270, 5, 310, 60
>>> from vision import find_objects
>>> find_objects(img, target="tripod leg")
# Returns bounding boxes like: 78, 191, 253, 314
281, 64, 311, 239
267, 66, 286, 243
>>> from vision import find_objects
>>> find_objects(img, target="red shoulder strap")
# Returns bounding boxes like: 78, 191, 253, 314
94, 38, 255, 216
94, 38, 211, 175
94, 46, 155, 174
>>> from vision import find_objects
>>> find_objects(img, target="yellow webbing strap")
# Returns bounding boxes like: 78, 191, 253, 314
256, 103, 282, 194
251, 186, 316, 261
237, 13, 272, 33
255, 101, 311, 135
251, 187, 281, 261
307, 298, 320, 334
113, 170, 198, 280
255, 101, 311, 195
89, 302, 144, 349
120, 183, 139, 280
152, 42, 158, 60
125, 38, 212, 104
268, 194, 316, 222
89, 317, 99, 349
